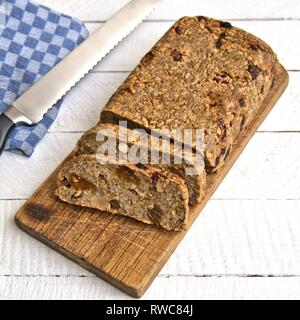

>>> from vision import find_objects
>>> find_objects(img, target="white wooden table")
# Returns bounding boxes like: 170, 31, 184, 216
1, 0, 300, 300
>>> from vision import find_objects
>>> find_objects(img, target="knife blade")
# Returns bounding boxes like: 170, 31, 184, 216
0, 0, 163, 154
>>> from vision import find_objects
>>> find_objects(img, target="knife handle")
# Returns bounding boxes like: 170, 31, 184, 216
0, 114, 15, 155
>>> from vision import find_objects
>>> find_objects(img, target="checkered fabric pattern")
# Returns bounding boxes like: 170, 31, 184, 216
0, 0, 89, 156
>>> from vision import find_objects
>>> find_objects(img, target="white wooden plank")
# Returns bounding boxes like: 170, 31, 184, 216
84, 21, 299, 72
0, 132, 299, 200
50, 72, 129, 133
48, 71, 298, 133
2, 200, 300, 276
1, 275, 300, 300
259, 72, 300, 131
38, 0, 300, 21
1, 200, 89, 277
214, 132, 300, 200
42, 21, 299, 133
0, 133, 81, 200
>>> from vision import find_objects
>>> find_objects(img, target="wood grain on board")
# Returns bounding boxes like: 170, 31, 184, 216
14, 68, 288, 298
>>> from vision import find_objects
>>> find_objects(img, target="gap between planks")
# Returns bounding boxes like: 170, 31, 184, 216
4, 198, 300, 201
46, 130, 300, 134
83, 18, 300, 23
88, 70, 300, 73
2, 274, 300, 278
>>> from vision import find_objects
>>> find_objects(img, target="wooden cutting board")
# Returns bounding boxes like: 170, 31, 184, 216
15, 68, 289, 298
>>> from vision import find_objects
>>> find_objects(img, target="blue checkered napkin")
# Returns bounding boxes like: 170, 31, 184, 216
0, 0, 89, 156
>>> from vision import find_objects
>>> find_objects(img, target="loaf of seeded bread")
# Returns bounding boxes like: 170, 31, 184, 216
75, 123, 206, 206
100, 16, 285, 172
57, 154, 189, 231
57, 16, 285, 231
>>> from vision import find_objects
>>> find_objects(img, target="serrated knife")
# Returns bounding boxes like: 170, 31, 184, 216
0, 0, 162, 154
